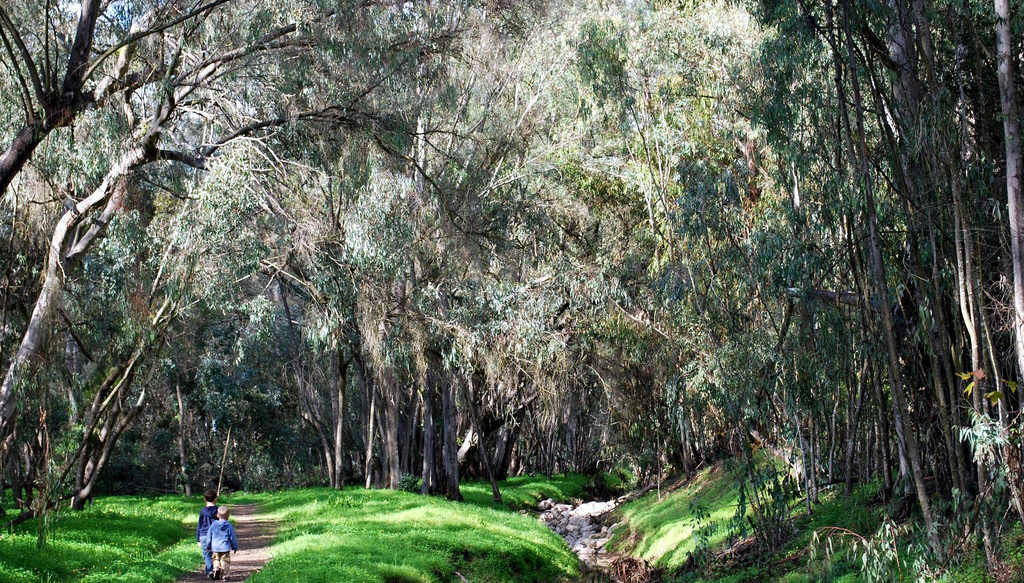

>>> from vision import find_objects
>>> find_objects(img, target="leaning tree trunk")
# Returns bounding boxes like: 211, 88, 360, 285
0, 0, 102, 196
0, 146, 149, 439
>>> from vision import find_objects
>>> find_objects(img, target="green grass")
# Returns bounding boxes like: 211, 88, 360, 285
461, 474, 589, 510
0, 477, 584, 583
606, 460, 884, 582
0, 494, 210, 583
607, 463, 743, 570
245, 486, 579, 583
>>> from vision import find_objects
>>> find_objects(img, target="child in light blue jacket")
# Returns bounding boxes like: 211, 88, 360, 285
200, 506, 238, 580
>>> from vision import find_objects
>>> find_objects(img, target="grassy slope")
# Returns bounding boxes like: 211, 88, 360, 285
247, 475, 588, 583
608, 464, 742, 570
0, 475, 586, 583
461, 474, 590, 510
607, 462, 884, 582
245, 487, 575, 583
0, 495, 202, 583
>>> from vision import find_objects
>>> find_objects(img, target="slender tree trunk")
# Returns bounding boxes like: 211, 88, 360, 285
839, 2, 938, 548
216, 425, 231, 496
364, 386, 377, 490
333, 346, 346, 489
421, 378, 436, 495
441, 376, 462, 501
995, 0, 1024, 393
382, 369, 400, 490
993, 0, 1024, 529
845, 358, 868, 495
175, 383, 191, 497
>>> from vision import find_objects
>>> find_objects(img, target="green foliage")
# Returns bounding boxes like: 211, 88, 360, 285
734, 455, 798, 552
585, 468, 637, 497
398, 474, 422, 493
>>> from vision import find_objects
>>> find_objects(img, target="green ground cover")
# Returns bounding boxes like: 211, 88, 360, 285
608, 463, 743, 570
0, 475, 586, 583
244, 482, 581, 583
461, 474, 590, 510
0, 495, 201, 583
6, 465, 1015, 583
607, 460, 885, 582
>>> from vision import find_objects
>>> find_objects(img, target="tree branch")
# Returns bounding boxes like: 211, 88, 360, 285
82, 0, 231, 84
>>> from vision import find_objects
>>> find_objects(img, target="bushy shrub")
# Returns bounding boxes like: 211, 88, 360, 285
398, 474, 421, 493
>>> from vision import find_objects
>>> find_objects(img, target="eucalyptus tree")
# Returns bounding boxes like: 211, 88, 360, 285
0, 0, 480, 511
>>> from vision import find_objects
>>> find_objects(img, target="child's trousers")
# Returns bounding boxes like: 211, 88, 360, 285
200, 543, 213, 573
212, 551, 231, 578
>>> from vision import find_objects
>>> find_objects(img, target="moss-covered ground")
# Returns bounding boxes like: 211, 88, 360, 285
0, 474, 587, 583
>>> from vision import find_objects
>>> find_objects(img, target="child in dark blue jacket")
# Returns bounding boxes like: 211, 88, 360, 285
200, 506, 238, 580
196, 490, 219, 576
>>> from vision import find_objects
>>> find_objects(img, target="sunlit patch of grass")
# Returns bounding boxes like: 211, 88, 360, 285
0, 494, 213, 582
607, 463, 742, 570
461, 474, 589, 510
608, 460, 884, 581
246, 487, 579, 583
0, 477, 583, 583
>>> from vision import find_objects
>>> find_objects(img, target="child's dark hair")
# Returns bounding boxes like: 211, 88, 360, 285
204, 489, 218, 503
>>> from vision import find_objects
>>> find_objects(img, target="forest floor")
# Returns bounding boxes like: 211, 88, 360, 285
0, 476, 588, 583
603, 461, 1024, 583
174, 504, 275, 582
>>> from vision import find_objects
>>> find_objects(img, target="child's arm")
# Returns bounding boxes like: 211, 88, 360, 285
229, 524, 238, 552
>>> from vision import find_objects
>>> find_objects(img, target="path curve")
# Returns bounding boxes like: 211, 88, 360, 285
177, 504, 276, 582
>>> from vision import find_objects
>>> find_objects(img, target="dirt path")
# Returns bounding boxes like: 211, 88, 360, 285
177, 504, 276, 582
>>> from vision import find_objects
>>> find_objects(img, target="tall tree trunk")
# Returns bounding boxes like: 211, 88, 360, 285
383, 368, 400, 490
845, 358, 868, 495
993, 0, 1024, 529
175, 382, 191, 497
333, 345, 346, 489
842, 1, 938, 548
364, 386, 377, 490
995, 0, 1024, 395
441, 376, 461, 501
421, 378, 436, 495
464, 378, 501, 503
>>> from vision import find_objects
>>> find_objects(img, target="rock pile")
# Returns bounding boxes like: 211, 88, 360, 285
538, 497, 622, 569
